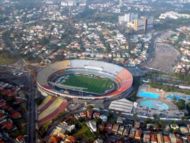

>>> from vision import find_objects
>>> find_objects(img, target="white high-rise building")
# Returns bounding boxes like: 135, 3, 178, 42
118, 13, 138, 24
61, 0, 76, 7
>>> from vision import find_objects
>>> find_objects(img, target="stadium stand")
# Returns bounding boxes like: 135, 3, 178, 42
37, 60, 70, 86
37, 60, 133, 99
70, 60, 123, 74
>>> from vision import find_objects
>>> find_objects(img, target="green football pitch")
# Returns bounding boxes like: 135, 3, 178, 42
59, 74, 116, 94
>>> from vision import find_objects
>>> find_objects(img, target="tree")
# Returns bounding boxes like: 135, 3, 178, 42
186, 102, 190, 115
175, 99, 185, 110
133, 113, 139, 121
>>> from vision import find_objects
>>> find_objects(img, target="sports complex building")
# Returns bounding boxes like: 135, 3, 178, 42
37, 60, 133, 100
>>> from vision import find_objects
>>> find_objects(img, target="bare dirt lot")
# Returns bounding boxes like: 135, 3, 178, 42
144, 43, 180, 73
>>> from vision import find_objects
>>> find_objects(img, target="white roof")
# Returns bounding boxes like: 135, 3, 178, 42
109, 98, 134, 113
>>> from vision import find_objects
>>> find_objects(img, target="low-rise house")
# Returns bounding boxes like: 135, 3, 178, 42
98, 124, 105, 132
170, 133, 177, 143
134, 129, 142, 141
105, 123, 112, 133
15, 135, 25, 143
80, 111, 86, 118
151, 133, 157, 143
187, 135, 190, 142
187, 124, 190, 132
117, 117, 124, 124
180, 126, 189, 134
112, 124, 119, 134
65, 136, 76, 143
157, 133, 163, 143
163, 135, 171, 143
86, 110, 93, 119
93, 112, 100, 119
94, 138, 103, 143
0, 100, 6, 109
122, 128, 129, 136
176, 137, 183, 143
87, 120, 97, 132
1, 119, 13, 130
143, 132, 151, 143
118, 125, 124, 135
134, 121, 141, 129
99, 115, 107, 122
11, 111, 21, 119
74, 114, 80, 119
129, 128, 136, 138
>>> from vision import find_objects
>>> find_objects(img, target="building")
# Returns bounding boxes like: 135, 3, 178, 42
87, 120, 97, 132
109, 98, 134, 114
112, 124, 119, 134
143, 132, 151, 143
157, 133, 163, 143
129, 128, 136, 138
132, 18, 146, 31
94, 138, 103, 143
61, 0, 76, 7
37, 60, 133, 100
163, 135, 171, 143
170, 133, 177, 143
151, 133, 157, 143
118, 14, 131, 24
134, 129, 142, 141
118, 13, 138, 24
118, 126, 125, 135
119, 14, 154, 32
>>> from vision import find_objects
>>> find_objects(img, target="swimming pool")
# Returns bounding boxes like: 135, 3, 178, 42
167, 94, 190, 101
137, 90, 160, 99
139, 100, 169, 110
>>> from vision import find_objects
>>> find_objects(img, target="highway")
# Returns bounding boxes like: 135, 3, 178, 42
26, 71, 36, 143
0, 66, 36, 143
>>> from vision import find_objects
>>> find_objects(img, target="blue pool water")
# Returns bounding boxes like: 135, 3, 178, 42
139, 100, 169, 110
167, 94, 190, 101
138, 90, 160, 99
167, 94, 182, 101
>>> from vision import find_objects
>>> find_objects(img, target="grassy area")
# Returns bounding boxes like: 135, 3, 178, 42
74, 123, 96, 142
150, 82, 190, 95
174, 73, 190, 85
60, 74, 116, 94
0, 52, 17, 64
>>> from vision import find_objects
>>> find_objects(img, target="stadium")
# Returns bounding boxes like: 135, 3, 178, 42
37, 60, 133, 100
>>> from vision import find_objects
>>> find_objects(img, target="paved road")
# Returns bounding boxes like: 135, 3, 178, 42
0, 66, 36, 143
26, 71, 36, 143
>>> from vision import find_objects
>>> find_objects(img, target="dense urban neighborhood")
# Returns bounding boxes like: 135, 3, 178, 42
1, 0, 190, 143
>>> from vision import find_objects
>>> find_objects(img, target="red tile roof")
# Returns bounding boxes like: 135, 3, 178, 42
0, 138, 5, 143
66, 136, 76, 143
1, 120, 13, 130
16, 135, 25, 143
163, 135, 170, 143
86, 110, 93, 119
11, 111, 21, 119
0, 100, 6, 108
135, 129, 142, 140
151, 133, 157, 143
80, 111, 86, 118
